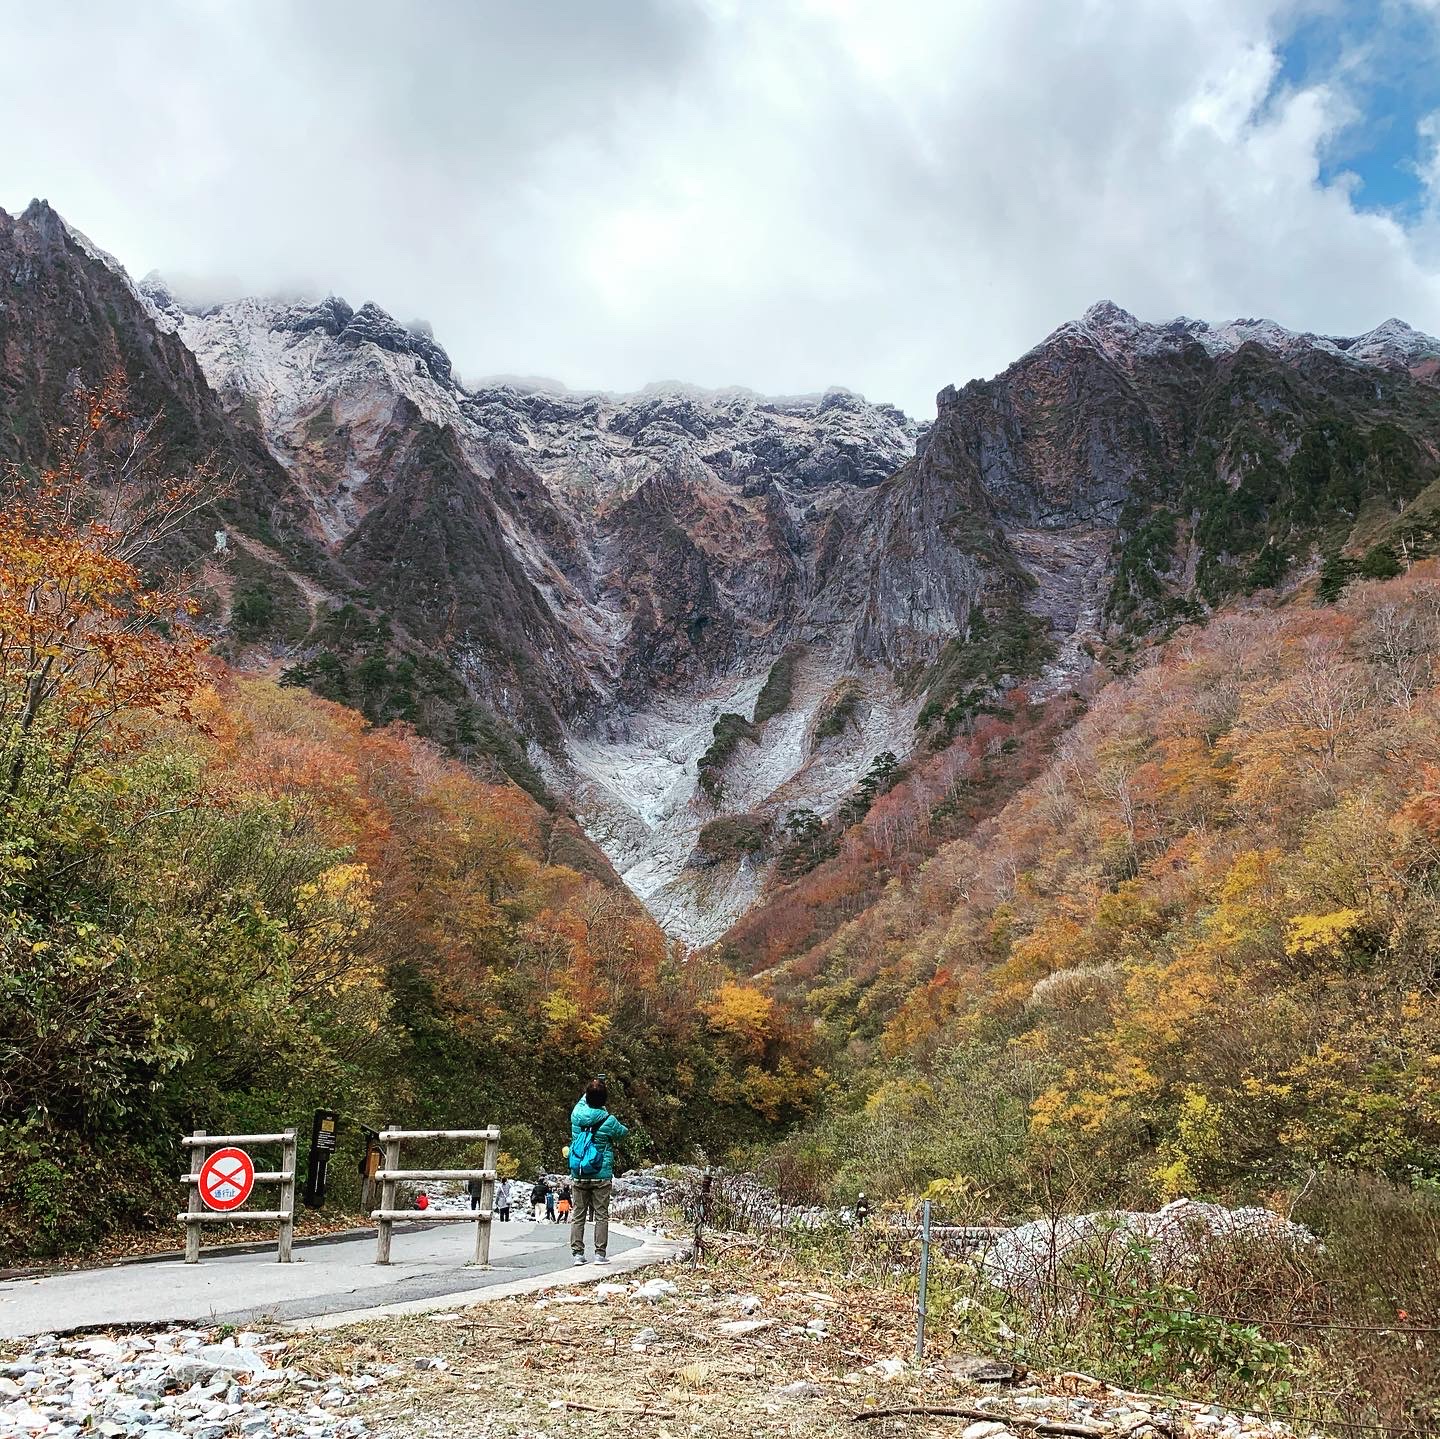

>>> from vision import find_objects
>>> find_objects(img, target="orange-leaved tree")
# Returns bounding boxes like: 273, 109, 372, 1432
0, 372, 220, 797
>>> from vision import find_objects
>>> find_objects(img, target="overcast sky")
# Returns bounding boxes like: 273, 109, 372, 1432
4, 0, 1440, 416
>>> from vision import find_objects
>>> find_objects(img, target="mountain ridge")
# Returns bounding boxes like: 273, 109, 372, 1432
6, 197, 1440, 944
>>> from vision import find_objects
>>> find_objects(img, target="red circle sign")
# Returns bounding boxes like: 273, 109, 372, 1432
199, 1147, 255, 1211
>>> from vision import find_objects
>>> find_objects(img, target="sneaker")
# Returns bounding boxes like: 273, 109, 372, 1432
594, 1253, 609, 1265
572, 1255, 587, 1266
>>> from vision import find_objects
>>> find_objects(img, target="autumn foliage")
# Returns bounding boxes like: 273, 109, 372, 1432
0, 386, 816, 1259
0, 372, 215, 792
777, 570, 1440, 1208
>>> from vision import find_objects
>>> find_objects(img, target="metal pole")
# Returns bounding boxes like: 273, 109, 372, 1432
694, 1167, 712, 1263
475, 1130, 499, 1266
277, 1129, 296, 1263
375, 1128, 400, 1264
184, 1130, 205, 1264
915, 1198, 932, 1362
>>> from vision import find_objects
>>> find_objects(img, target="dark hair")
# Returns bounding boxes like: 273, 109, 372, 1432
585, 1078, 608, 1108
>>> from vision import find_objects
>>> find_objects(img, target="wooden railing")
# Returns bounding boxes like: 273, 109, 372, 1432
373, 1125, 500, 1266
177, 1128, 297, 1263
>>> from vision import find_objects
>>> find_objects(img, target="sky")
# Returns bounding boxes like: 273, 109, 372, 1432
4, 0, 1440, 417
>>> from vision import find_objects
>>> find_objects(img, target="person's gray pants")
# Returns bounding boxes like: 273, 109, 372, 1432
570, 1178, 612, 1256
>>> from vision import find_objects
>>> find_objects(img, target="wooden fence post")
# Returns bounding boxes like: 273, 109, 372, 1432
185, 1129, 205, 1264
277, 1128, 297, 1263
475, 1128, 499, 1266
376, 1128, 400, 1265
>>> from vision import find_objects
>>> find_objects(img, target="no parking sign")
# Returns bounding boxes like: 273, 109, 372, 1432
198, 1147, 256, 1211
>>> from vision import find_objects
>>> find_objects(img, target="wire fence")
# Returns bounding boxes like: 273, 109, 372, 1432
680, 1169, 1440, 1438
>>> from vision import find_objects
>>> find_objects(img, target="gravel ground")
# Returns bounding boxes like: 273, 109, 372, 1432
0, 1328, 375, 1437
1, 1245, 1308, 1439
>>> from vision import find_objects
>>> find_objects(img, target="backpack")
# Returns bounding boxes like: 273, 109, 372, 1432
569, 1115, 605, 1179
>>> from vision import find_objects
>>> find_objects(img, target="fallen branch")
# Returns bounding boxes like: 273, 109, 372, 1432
459, 1319, 590, 1349
851, 1405, 1107, 1436
564, 1400, 678, 1418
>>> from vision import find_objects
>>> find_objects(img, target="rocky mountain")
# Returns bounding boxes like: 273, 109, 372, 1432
5, 200, 1439, 945
924, 298, 1440, 668
136, 277, 955, 943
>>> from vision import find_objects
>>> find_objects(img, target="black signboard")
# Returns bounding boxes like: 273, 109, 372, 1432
302, 1108, 339, 1209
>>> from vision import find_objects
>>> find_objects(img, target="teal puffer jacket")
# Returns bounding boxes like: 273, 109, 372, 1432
569, 1097, 628, 1182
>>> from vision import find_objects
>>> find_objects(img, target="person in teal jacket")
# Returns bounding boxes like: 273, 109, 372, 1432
568, 1077, 628, 1264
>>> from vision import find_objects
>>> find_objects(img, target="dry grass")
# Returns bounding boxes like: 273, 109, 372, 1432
285, 1241, 1000, 1438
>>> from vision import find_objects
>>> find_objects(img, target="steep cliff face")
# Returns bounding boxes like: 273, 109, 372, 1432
854, 302, 1434, 761
6, 202, 1439, 946
925, 300, 1440, 658
0, 202, 306, 556
139, 281, 986, 942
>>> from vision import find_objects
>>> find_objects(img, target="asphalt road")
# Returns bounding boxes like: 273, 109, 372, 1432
0, 1216, 645, 1338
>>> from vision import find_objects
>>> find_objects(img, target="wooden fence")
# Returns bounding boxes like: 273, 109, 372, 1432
373, 1125, 500, 1266
178, 1129, 297, 1263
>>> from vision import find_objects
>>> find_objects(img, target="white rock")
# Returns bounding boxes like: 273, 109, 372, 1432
634, 1277, 679, 1302
192, 1346, 272, 1375
776, 1379, 823, 1397
718, 1318, 775, 1336
864, 1356, 907, 1380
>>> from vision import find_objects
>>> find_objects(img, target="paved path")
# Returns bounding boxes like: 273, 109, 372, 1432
0, 1217, 654, 1339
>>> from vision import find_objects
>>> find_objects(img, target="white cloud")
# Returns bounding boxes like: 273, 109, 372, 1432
2, 0, 1439, 415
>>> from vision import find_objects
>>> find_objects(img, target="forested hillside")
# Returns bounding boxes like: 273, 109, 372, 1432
0, 386, 816, 1261
772, 564, 1440, 1207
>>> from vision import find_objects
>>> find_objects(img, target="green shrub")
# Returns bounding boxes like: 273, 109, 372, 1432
1358, 542, 1403, 581
698, 713, 757, 804
754, 646, 802, 725
813, 678, 863, 743
1317, 550, 1356, 602
697, 813, 772, 861
231, 582, 277, 635
915, 606, 1053, 737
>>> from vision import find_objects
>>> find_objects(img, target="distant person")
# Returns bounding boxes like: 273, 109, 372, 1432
467, 1176, 484, 1212
415, 1191, 430, 1212
530, 1174, 548, 1221
495, 1177, 512, 1222
568, 1076, 629, 1265
854, 1191, 872, 1226
557, 1181, 572, 1223
545, 1181, 557, 1223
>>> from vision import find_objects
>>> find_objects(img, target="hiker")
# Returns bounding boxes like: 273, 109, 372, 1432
557, 1180, 572, 1223
854, 1191, 872, 1226
568, 1076, 628, 1265
530, 1174, 548, 1221
415, 1190, 430, 1212
495, 1177, 512, 1221
467, 1175, 484, 1211
545, 1181, 557, 1222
